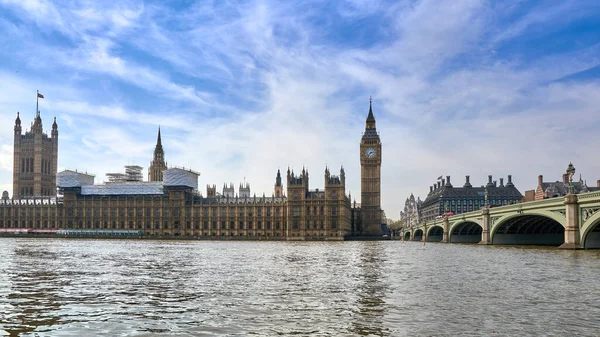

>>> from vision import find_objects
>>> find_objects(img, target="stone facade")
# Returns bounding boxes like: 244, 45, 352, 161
359, 99, 382, 235
534, 163, 600, 200
400, 193, 422, 227
12, 111, 58, 198
0, 166, 351, 240
0, 101, 382, 240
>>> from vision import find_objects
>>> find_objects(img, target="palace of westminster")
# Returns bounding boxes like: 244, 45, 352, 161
0, 100, 384, 239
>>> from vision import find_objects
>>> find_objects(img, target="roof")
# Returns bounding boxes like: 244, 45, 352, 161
57, 170, 95, 188
81, 182, 164, 196
541, 181, 595, 196
366, 102, 375, 123
422, 185, 523, 208
163, 168, 199, 189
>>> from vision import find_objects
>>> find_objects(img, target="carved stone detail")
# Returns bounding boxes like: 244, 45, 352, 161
582, 208, 600, 221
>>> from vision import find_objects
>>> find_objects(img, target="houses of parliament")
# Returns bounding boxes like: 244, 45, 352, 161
0, 100, 383, 239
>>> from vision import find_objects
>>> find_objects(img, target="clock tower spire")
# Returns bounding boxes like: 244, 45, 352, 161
360, 97, 382, 236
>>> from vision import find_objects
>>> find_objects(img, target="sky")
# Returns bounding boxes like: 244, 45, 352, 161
0, 0, 599, 220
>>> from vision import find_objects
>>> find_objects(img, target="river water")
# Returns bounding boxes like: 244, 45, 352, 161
0, 238, 599, 337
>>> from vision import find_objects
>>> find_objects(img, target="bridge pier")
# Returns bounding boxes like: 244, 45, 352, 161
442, 217, 449, 243
559, 194, 582, 249
478, 208, 491, 245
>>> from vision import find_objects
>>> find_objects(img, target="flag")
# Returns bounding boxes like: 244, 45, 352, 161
37, 93, 44, 99
437, 175, 443, 180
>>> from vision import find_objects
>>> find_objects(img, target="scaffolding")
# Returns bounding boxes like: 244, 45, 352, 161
106, 165, 144, 183
125, 165, 143, 182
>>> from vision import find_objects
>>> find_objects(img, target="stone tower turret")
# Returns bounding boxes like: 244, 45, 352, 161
360, 97, 382, 235
149, 126, 168, 182
274, 169, 283, 198
13, 97, 58, 199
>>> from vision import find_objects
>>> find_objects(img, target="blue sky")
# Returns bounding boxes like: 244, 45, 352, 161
1, 0, 599, 219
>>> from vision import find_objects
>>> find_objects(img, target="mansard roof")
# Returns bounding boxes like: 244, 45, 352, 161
422, 185, 523, 208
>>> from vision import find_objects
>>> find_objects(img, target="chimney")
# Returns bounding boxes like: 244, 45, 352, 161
464, 175, 472, 188
562, 174, 569, 185
446, 175, 451, 186
437, 181, 441, 189
508, 175, 513, 184
500, 178, 504, 187
488, 175, 492, 184
493, 180, 497, 187
538, 175, 543, 186
441, 178, 445, 186
430, 186, 433, 192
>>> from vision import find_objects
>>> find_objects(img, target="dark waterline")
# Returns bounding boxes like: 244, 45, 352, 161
1, 239, 599, 336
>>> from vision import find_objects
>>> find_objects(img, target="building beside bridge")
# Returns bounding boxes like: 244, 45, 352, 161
400, 193, 422, 228
420, 175, 523, 223
535, 163, 600, 200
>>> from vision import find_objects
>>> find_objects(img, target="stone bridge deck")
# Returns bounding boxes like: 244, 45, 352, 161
400, 192, 600, 249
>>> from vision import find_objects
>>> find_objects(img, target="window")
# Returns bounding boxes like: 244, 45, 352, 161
331, 220, 337, 229
292, 206, 300, 216
331, 207, 337, 216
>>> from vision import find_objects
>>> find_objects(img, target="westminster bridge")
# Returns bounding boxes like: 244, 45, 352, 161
400, 191, 600, 249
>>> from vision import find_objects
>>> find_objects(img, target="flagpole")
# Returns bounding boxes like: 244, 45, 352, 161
36, 90, 39, 116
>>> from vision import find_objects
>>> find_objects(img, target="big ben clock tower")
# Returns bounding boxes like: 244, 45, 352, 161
360, 97, 382, 236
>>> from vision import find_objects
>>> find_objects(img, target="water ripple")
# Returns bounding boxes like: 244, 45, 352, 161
0, 239, 599, 336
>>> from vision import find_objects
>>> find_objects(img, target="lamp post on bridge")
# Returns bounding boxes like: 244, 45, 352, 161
484, 188, 489, 208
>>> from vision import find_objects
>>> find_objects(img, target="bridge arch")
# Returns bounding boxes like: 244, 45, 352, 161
581, 211, 600, 249
403, 231, 411, 241
413, 229, 424, 241
449, 221, 482, 243
426, 225, 443, 242
491, 212, 565, 246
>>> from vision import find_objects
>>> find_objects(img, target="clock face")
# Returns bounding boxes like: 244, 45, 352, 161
365, 147, 376, 159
